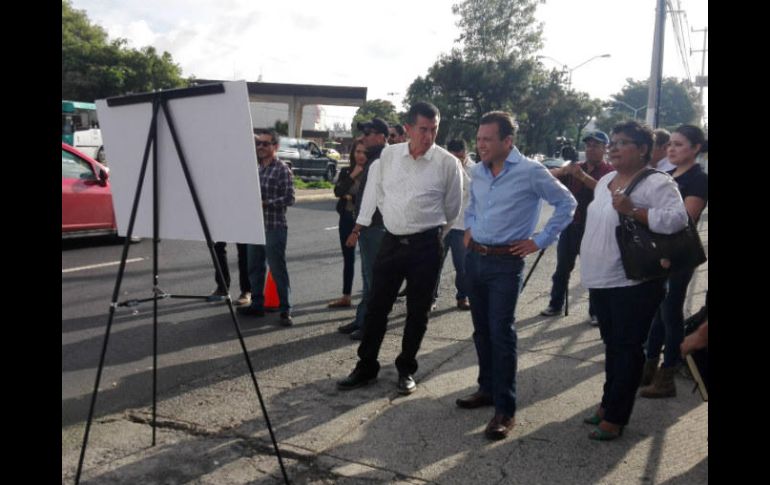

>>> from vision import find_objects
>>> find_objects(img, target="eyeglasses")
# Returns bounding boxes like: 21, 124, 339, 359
255, 141, 274, 147
608, 139, 637, 149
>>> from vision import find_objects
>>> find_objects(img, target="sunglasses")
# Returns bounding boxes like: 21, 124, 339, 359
255, 141, 274, 147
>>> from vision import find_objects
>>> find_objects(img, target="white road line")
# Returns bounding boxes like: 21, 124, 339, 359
324, 226, 339, 231
63, 258, 145, 274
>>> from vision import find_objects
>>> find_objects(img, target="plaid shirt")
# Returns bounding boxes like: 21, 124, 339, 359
258, 157, 295, 229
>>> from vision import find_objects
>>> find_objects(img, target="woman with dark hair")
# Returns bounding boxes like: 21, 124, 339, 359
579, 120, 688, 440
640, 124, 708, 398
327, 141, 367, 308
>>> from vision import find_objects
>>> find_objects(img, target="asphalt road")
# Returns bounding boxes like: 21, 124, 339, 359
62, 199, 352, 426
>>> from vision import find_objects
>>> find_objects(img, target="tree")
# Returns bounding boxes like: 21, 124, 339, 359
62, 0, 185, 101
596, 78, 703, 132
351, 100, 401, 136
452, 0, 545, 61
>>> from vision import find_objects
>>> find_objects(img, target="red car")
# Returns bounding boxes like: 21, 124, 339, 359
61, 142, 117, 238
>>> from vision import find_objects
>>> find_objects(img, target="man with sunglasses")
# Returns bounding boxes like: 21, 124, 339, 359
336, 118, 390, 340
388, 124, 406, 144
238, 129, 295, 327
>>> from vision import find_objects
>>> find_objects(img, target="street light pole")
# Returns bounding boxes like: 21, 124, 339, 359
538, 54, 611, 89
567, 54, 611, 89
612, 101, 647, 120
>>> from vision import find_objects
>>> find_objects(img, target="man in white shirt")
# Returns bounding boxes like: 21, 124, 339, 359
337, 101, 463, 395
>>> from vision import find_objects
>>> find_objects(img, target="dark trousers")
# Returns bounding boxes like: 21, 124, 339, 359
213, 242, 231, 292
433, 228, 468, 301
548, 222, 593, 315
213, 242, 250, 294
465, 251, 524, 419
338, 210, 356, 295
645, 267, 695, 368
246, 228, 291, 313
356, 229, 443, 377
590, 278, 666, 426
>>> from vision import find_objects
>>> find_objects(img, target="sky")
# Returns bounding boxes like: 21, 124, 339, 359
69, 0, 708, 128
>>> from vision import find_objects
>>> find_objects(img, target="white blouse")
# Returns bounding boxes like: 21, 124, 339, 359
580, 171, 688, 289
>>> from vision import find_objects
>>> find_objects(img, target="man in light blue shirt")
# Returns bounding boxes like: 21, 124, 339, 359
456, 111, 576, 440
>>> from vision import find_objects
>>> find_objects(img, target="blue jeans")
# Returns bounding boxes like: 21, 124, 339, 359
465, 251, 524, 419
590, 279, 666, 426
548, 223, 593, 315
433, 229, 468, 301
645, 267, 696, 368
352, 226, 386, 330
246, 227, 291, 313
338, 210, 356, 295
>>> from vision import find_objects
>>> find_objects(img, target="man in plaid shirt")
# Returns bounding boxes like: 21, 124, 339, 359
238, 129, 296, 326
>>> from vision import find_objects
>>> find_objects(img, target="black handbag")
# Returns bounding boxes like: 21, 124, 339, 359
615, 169, 707, 280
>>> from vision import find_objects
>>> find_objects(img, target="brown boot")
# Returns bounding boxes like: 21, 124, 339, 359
640, 358, 659, 387
640, 366, 677, 398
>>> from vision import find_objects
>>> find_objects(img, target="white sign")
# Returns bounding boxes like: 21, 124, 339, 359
96, 81, 265, 244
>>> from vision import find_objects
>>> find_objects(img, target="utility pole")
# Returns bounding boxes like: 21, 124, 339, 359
691, 27, 708, 108
646, 0, 666, 128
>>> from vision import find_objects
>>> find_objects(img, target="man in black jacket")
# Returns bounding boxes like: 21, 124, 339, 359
337, 118, 389, 340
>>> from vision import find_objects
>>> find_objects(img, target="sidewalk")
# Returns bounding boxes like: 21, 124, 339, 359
294, 188, 336, 203
62, 213, 708, 484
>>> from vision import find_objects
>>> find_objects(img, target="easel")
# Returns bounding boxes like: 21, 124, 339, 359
74, 84, 289, 484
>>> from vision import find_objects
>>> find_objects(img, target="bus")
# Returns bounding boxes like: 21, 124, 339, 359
62, 100, 106, 163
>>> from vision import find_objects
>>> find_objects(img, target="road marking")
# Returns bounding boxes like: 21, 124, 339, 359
324, 226, 339, 231
63, 258, 144, 274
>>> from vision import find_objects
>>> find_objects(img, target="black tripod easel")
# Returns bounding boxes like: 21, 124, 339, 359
521, 247, 569, 316
74, 84, 289, 485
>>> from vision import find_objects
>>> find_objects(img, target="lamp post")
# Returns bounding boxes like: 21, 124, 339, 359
612, 100, 647, 120
537, 54, 611, 89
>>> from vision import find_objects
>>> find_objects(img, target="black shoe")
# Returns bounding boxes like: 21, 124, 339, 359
456, 391, 493, 409
337, 368, 377, 390
350, 328, 363, 340
397, 375, 416, 395
280, 312, 293, 327
237, 305, 265, 317
206, 288, 229, 302
338, 321, 358, 334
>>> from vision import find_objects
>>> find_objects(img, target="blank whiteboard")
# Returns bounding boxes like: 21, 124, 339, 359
95, 81, 265, 244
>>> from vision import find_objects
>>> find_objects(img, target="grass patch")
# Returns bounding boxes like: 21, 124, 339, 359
293, 177, 334, 189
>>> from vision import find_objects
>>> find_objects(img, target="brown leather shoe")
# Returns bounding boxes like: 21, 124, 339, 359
484, 414, 515, 440
456, 391, 493, 409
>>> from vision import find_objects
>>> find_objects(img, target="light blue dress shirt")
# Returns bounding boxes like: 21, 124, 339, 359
464, 146, 577, 249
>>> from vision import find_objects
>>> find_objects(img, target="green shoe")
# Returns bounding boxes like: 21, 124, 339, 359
588, 426, 623, 441
583, 414, 602, 426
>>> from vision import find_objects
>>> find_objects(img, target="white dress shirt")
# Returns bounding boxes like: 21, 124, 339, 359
356, 143, 463, 235
580, 171, 688, 289
451, 157, 475, 230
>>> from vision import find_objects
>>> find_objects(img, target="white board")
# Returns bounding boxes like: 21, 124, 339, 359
96, 81, 265, 244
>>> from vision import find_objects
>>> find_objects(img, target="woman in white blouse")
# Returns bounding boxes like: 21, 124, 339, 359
579, 120, 687, 441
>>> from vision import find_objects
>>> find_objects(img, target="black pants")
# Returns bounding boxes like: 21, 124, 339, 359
590, 278, 666, 426
214, 242, 250, 294
356, 228, 443, 377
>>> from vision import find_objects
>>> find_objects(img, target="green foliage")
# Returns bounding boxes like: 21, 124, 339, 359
452, 0, 545, 61
273, 120, 289, 136
293, 177, 334, 189
405, 51, 603, 153
596, 78, 703, 132
62, 0, 186, 101
351, 100, 401, 136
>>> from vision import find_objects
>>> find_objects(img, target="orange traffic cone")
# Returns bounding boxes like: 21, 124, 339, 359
264, 270, 280, 310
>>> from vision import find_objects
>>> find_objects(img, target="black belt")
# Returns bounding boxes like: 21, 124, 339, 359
388, 227, 441, 245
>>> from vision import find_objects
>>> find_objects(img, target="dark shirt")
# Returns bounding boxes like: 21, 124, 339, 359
258, 157, 295, 230
560, 160, 615, 224
354, 144, 385, 228
669, 163, 708, 202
